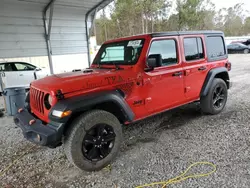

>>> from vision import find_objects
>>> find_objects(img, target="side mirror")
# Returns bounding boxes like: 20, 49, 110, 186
147, 54, 162, 69
35, 67, 41, 71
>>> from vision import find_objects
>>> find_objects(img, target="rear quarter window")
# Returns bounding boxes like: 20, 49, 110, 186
206, 36, 227, 61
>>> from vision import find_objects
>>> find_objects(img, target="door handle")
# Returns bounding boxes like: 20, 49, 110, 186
19, 74, 23, 76
172, 72, 183, 77
198, 66, 207, 71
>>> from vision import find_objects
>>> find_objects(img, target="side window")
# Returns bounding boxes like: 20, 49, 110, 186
184, 37, 204, 61
15, 63, 36, 71
3, 63, 13, 72
207, 36, 226, 58
149, 39, 177, 66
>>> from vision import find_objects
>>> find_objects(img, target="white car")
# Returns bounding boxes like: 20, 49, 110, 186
0, 62, 49, 93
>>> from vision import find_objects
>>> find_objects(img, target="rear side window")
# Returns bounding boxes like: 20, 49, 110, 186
184, 37, 204, 61
206, 36, 226, 58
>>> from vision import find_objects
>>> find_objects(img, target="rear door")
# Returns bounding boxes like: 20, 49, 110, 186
181, 36, 208, 100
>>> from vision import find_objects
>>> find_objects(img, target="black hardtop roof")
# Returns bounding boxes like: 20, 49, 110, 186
151, 30, 224, 37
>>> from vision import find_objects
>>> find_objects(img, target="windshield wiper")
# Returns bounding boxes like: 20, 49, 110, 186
111, 62, 122, 70
96, 61, 123, 70
96, 61, 102, 69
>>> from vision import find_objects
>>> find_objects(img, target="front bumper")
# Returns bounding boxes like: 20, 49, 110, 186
14, 110, 63, 147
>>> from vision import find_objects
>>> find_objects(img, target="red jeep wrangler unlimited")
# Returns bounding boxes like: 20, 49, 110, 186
14, 31, 232, 171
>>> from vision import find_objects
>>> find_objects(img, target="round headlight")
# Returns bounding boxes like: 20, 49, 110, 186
44, 94, 52, 110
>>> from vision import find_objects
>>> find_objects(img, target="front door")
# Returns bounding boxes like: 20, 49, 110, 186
143, 37, 186, 113
181, 36, 208, 100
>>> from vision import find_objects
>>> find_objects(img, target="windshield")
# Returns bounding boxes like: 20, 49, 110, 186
93, 39, 145, 66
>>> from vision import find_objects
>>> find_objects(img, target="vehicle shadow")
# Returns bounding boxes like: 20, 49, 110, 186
121, 102, 203, 152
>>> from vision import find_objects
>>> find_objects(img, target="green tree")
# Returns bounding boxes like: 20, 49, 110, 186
93, 0, 249, 44
177, 0, 215, 30
244, 17, 250, 35
224, 4, 245, 36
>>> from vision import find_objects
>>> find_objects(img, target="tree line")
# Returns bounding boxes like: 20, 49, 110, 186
92, 0, 250, 45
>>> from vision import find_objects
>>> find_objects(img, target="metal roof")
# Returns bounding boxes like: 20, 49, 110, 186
2, 0, 112, 14
0, 0, 113, 73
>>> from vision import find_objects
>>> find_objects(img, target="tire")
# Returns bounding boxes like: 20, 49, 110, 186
200, 78, 228, 115
244, 49, 249, 54
64, 110, 122, 171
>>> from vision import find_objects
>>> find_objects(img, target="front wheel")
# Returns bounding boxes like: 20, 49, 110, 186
64, 110, 122, 171
200, 78, 228, 115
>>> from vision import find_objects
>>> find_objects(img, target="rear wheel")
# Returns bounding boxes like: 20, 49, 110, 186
200, 78, 228, 115
244, 49, 249, 54
64, 110, 122, 171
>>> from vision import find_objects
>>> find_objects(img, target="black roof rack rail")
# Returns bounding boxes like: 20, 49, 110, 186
151, 30, 224, 38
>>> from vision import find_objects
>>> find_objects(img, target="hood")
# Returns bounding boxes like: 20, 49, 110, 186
31, 68, 136, 94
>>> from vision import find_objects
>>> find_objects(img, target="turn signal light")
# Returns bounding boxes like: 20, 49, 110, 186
52, 110, 72, 118
61, 110, 72, 118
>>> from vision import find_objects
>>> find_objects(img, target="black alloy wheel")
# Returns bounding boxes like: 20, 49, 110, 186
212, 85, 226, 109
83, 124, 116, 161
200, 78, 228, 115
64, 110, 122, 171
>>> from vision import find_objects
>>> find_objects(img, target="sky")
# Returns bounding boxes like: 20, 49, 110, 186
98, 0, 250, 18
211, 0, 250, 10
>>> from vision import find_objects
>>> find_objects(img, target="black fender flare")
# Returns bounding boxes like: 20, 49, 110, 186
49, 90, 135, 124
200, 67, 230, 97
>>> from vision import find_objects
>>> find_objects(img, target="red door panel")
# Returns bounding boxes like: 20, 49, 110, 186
183, 62, 208, 100
143, 66, 185, 113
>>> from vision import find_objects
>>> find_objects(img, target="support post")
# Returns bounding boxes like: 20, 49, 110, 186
48, 3, 54, 40
85, 0, 109, 67
43, 0, 56, 74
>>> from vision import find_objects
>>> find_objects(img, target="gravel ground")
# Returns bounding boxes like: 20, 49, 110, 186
0, 54, 250, 188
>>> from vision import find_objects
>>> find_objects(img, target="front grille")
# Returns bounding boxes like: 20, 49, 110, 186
30, 87, 45, 114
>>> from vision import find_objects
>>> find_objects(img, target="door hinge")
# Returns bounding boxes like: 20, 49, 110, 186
184, 70, 191, 76
145, 97, 152, 103
185, 87, 191, 93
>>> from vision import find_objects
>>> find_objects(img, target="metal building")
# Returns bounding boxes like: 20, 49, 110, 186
0, 0, 112, 74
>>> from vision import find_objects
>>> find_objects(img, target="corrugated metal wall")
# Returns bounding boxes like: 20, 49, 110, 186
50, 5, 87, 55
0, 0, 112, 59
0, 0, 47, 58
